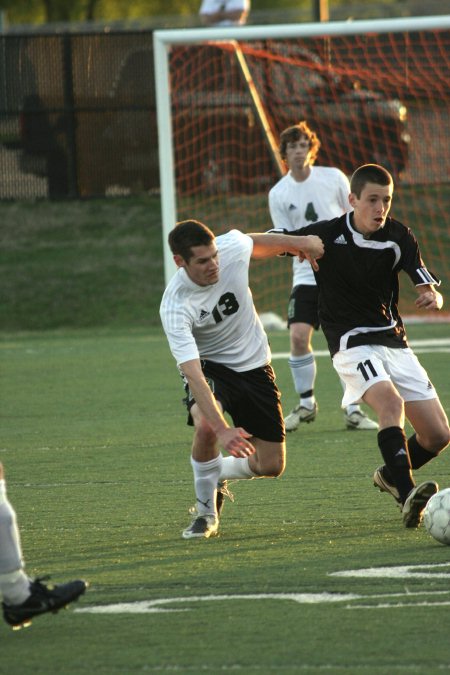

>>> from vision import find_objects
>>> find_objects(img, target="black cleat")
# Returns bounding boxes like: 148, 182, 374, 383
2, 577, 88, 630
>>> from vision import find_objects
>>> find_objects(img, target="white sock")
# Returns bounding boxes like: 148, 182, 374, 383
300, 396, 315, 409
0, 480, 30, 605
190, 455, 222, 517
288, 353, 316, 398
0, 569, 31, 605
219, 456, 258, 480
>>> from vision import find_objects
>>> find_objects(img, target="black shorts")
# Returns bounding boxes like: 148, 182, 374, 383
183, 360, 285, 443
287, 284, 320, 330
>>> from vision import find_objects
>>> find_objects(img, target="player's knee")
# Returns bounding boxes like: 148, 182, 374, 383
260, 453, 285, 478
291, 335, 310, 354
423, 425, 450, 455
273, 457, 286, 477
290, 324, 312, 354
193, 417, 217, 445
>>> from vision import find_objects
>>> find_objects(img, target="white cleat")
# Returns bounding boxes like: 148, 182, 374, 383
402, 481, 439, 528
345, 410, 379, 430
284, 402, 318, 431
373, 466, 401, 504
182, 514, 219, 539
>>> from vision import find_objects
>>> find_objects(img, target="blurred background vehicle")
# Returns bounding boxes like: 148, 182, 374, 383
0, 31, 412, 199
172, 42, 409, 195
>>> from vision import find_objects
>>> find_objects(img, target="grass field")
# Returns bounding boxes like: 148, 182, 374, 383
1, 187, 450, 332
0, 197, 164, 331
2, 322, 450, 674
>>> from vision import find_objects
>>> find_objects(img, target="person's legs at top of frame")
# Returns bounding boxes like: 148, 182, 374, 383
284, 285, 378, 432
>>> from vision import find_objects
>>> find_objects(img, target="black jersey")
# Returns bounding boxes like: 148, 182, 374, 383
291, 213, 440, 357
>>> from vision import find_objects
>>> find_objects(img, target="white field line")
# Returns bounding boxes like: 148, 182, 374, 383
76, 590, 450, 614
271, 337, 450, 359
75, 564, 450, 615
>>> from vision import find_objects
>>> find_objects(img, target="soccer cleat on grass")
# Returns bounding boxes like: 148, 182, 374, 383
216, 480, 234, 517
402, 480, 439, 528
373, 466, 401, 505
345, 410, 379, 430
284, 402, 318, 431
2, 577, 88, 630
182, 514, 219, 539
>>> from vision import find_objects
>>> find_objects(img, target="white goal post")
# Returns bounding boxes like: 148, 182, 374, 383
153, 15, 450, 289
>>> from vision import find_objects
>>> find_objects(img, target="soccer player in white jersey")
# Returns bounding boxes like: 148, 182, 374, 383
269, 121, 378, 432
283, 163, 450, 528
160, 220, 323, 539
199, 0, 250, 26
0, 463, 87, 629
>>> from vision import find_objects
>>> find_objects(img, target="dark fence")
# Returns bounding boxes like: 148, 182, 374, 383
0, 31, 158, 199
0, 12, 448, 200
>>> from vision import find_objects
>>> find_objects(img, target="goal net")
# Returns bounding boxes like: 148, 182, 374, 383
154, 17, 450, 320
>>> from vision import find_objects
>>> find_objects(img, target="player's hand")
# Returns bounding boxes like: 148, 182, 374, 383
298, 235, 324, 271
217, 427, 256, 458
415, 290, 443, 311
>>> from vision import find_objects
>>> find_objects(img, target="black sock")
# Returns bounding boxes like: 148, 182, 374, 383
377, 426, 414, 503
384, 434, 437, 481
407, 433, 436, 469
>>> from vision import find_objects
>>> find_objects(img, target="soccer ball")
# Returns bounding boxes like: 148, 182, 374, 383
423, 488, 450, 545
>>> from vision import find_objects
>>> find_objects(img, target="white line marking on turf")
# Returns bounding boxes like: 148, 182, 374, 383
348, 600, 450, 609
75, 565, 450, 616
330, 562, 450, 579
271, 337, 450, 359
75, 568, 450, 615
75, 593, 360, 614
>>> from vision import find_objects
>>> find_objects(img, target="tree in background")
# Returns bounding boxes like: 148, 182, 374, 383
1, 0, 98, 23
0, 0, 421, 25
0, 0, 196, 24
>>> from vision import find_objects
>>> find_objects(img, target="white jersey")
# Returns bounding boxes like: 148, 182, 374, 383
160, 229, 270, 372
199, 0, 249, 25
268, 166, 350, 287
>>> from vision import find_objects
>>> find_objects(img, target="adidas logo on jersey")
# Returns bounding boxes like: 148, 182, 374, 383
333, 234, 347, 245
199, 310, 210, 321
288, 204, 297, 211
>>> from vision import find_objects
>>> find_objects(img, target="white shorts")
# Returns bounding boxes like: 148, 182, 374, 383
332, 345, 437, 408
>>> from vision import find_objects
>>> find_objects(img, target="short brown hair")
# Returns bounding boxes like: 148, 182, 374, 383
279, 121, 321, 164
168, 219, 215, 262
350, 164, 393, 198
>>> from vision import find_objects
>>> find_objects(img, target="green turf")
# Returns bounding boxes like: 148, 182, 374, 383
2, 187, 449, 332
1, 322, 450, 673
0, 197, 164, 331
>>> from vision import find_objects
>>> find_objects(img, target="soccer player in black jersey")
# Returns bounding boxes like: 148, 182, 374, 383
281, 163, 450, 528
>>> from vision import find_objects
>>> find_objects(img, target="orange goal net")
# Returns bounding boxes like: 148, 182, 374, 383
154, 17, 450, 320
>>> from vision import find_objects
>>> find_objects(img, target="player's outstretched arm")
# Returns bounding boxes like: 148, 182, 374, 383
180, 359, 255, 458
249, 232, 324, 271
414, 284, 443, 311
